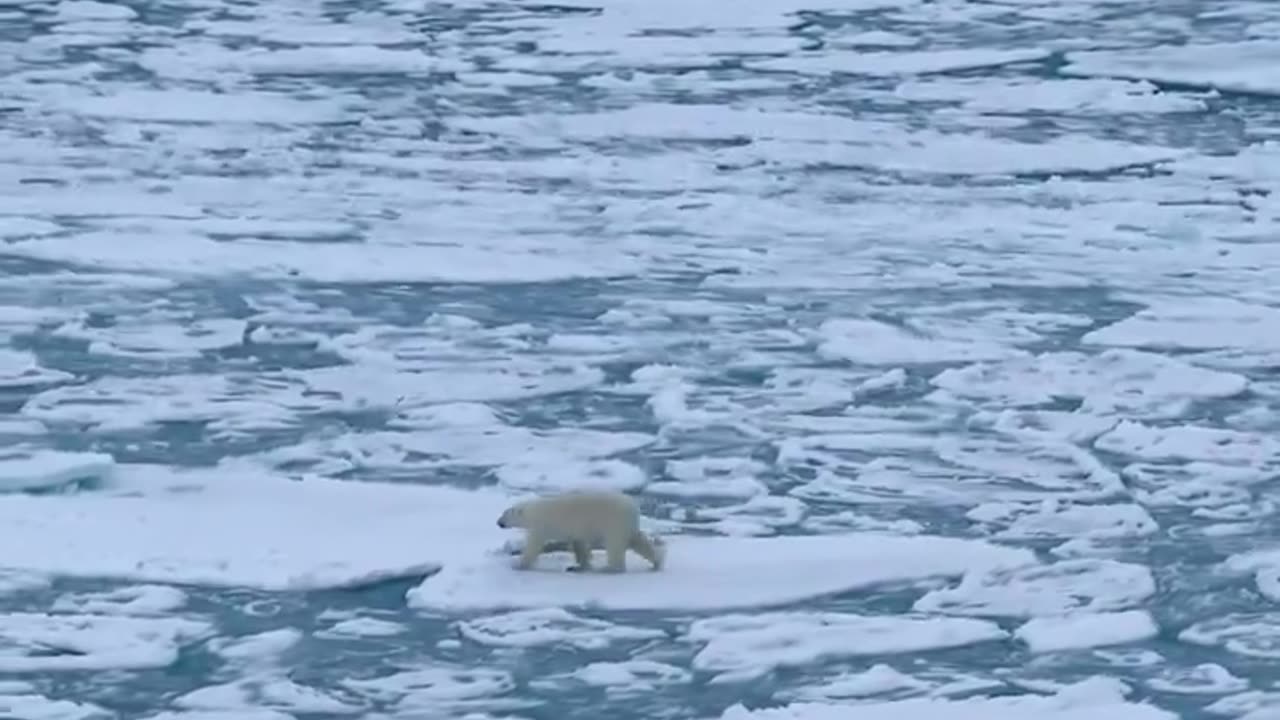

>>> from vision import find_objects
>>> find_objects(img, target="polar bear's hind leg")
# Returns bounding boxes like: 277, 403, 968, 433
630, 532, 665, 571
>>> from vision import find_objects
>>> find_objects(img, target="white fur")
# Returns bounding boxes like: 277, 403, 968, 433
497, 491, 666, 573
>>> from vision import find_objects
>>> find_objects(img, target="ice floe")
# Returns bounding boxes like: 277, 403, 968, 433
914, 559, 1155, 618
0, 612, 213, 672
1015, 611, 1159, 653
0, 463, 509, 590
1064, 40, 1280, 97
721, 676, 1174, 719
406, 534, 1035, 612
686, 612, 1005, 681
0, 449, 113, 492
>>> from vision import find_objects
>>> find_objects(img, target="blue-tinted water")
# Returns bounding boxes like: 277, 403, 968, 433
2, 1, 1280, 719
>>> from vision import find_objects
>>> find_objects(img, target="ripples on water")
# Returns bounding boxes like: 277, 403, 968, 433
1, 0, 1280, 718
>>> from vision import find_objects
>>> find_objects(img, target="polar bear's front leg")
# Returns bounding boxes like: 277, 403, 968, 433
567, 540, 594, 572
516, 531, 547, 570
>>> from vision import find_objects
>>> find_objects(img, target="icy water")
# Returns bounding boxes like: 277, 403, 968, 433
2, 0, 1280, 719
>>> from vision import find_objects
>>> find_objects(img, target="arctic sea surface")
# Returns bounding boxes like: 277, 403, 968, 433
1, 0, 1280, 718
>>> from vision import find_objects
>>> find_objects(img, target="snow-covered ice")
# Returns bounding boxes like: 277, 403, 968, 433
407, 534, 1035, 612
0, 463, 510, 590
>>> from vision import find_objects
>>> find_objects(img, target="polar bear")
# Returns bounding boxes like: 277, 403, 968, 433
496, 490, 666, 573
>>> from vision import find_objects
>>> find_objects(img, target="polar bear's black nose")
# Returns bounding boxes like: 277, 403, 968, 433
497, 518, 506, 528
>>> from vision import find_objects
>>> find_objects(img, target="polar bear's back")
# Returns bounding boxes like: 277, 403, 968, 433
523, 490, 640, 539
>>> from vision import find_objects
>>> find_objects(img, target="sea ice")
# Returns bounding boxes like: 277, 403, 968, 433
0, 348, 73, 389
914, 559, 1155, 618
0, 463, 510, 590
817, 317, 1025, 365
339, 665, 523, 714
0, 612, 213, 672
51, 584, 187, 616
406, 533, 1035, 612
0, 692, 111, 720
561, 660, 691, 693
1180, 613, 1280, 659
1095, 422, 1280, 466
687, 612, 1005, 680
1063, 40, 1280, 97
752, 47, 1051, 76
457, 607, 665, 650
315, 617, 407, 640
1145, 664, 1249, 695
932, 349, 1248, 419
0, 448, 114, 492
1083, 297, 1280, 353
892, 77, 1207, 115
721, 676, 1175, 719
1015, 611, 1159, 653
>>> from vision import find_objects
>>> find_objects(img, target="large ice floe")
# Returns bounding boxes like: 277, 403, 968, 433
407, 534, 1034, 612
0, 462, 511, 590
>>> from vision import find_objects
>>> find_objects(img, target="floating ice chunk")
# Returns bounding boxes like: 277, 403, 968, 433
210, 629, 303, 668
649, 457, 769, 499
294, 362, 607, 409
699, 495, 807, 536
893, 77, 1207, 114
1084, 297, 1280, 353
914, 559, 1155, 618
787, 664, 930, 700
554, 660, 691, 694
932, 350, 1247, 419
1180, 613, 1280, 659
0, 349, 73, 389
1015, 611, 1158, 653
1095, 422, 1280, 466
4, 234, 638, 285
818, 318, 1024, 366
51, 88, 351, 124
0, 692, 111, 720
458, 608, 664, 650
968, 500, 1158, 542
0, 449, 113, 492
1064, 40, 1280, 97
784, 664, 1005, 703
339, 665, 519, 713
144, 710, 294, 720
688, 612, 1004, 681
315, 617, 407, 640
254, 422, 651, 481
752, 47, 1051, 76
0, 613, 212, 672
1204, 690, 1280, 718
800, 510, 924, 535
0, 463, 510, 591
139, 44, 469, 79
407, 533, 1035, 612
497, 458, 648, 494
22, 374, 310, 435
174, 677, 363, 716
52, 584, 187, 616
721, 675, 1175, 720
1146, 664, 1248, 695
55, 0, 135, 20
52, 315, 247, 359
1220, 549, 1280, 602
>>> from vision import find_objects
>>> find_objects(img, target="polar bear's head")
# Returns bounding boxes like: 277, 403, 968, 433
496, 502, 530, 529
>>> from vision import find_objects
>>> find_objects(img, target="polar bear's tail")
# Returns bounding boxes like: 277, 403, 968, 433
631, 531, 667, 571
